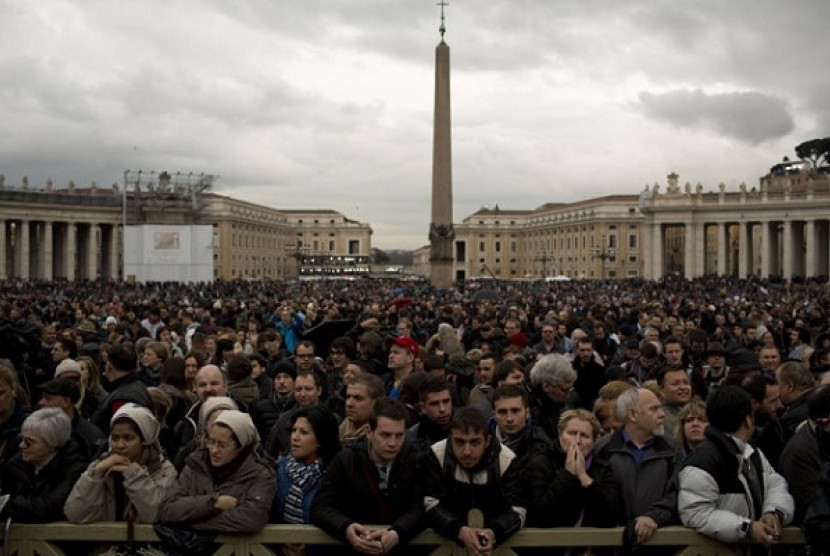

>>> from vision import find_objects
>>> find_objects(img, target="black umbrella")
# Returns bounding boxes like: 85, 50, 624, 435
472, 289, 500, 301
301, 319, 356, 358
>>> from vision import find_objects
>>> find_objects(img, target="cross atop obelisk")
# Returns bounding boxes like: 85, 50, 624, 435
429, 1, 454, 288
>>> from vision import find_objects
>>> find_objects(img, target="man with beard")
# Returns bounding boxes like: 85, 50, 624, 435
741, 372, 786, 471
594, 387, 681, 546
781, 384, 830, 525
424, 407, 525, 555
571, 337, 606, 410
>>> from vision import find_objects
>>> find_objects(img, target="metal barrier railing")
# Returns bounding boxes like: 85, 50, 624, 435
0, 522, 806, 556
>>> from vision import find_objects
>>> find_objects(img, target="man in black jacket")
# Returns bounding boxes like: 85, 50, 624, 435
312, 398, 424, 554
90, 343, 151, 434
424, 407, 525, 555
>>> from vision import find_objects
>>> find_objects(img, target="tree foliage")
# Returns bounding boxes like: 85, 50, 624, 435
372, 248, 390, 264
795, 137, 830, 170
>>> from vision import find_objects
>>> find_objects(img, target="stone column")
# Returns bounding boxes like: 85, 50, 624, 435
760, 221, 771, 278
782, 221, 793, 280
641, 222, 653, 279
87, 224, 98, 279
717, 223, 727, 275
110, 224, 120, 280
738, 222, 749, 278
805, 220, 816, 278
0, 220, 6, 279
18, 220, 30, 279
653, 223, 664, 279
684, 222, 695, 279
66, 223, 76, 280
42, 221, 53, 280
694, 221, 706, 277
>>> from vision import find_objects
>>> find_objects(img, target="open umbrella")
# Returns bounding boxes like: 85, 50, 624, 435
472, 289, 500, 301
301, 319, 356, 358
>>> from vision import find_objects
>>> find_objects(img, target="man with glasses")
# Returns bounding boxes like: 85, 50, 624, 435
532, 321, 565, 358
528, 353, 577, 440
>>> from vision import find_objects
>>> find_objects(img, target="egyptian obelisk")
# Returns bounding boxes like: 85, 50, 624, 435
429, 2, 454, 288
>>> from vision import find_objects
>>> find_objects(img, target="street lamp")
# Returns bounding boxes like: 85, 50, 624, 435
592, 240, 616, 279
284, 240, 310, 279
533, 252, 552, 279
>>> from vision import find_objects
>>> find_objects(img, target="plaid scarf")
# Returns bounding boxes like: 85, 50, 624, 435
283, 457, 323, 524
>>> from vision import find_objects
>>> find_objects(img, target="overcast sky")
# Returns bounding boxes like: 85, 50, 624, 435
2, 1, 828, 249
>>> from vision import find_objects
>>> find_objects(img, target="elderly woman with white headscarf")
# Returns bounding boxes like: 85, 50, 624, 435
0, 407, 87, 522
64, 403, 176, 524
157, 409, 276, 544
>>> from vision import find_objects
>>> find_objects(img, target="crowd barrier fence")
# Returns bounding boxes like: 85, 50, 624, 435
0, 522, 807, 556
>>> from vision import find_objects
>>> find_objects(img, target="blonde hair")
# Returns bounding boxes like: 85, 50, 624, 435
558, 408, 602, 439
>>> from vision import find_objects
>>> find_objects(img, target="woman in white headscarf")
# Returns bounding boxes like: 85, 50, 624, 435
64, 403, 176, 524
156, 409, 276, 552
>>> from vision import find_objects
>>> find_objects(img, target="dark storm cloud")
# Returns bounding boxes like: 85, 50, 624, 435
638, 89, 794, 144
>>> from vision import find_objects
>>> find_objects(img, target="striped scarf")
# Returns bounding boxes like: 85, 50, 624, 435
283, 457, 323, 524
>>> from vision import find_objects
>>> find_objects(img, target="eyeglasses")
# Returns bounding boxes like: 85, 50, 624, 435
18, 435, 38, 448
206, 438, 235, 451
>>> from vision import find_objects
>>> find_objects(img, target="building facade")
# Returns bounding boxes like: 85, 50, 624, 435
416, 164, 830, 282
0, 175, 372, 282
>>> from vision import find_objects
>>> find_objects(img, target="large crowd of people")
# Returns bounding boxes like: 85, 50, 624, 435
1, 274, 830, 555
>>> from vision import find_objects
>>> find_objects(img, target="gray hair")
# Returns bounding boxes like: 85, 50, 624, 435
22, 407, 72, 450
616, 387, 642, 423
530, 354, 577, 388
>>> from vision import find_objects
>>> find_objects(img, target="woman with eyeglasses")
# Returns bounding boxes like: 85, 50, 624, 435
156, 409, 276, 553
0, 407, 86, 522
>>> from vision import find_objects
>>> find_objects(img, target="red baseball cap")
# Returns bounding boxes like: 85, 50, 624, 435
386, 336, 420, 358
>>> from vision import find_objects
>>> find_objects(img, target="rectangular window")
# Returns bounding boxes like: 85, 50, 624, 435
629, 234, 638, 249
495, 241, 501, 253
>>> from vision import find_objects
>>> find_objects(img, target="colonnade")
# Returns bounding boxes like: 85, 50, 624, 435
0, 219, 121, 280
644, 218, 829, 280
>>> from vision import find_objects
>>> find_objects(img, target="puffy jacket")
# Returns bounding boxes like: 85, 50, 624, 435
678, 426, 793, 546
254, 394, 295, 442
424, 438, 525, 546
64, 451, 177, 523
157, 447, 276, 533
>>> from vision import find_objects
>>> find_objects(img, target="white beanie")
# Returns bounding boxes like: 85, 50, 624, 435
199, 396, 238, 426
55, 359, 82, 378
111, 403, 160, 445
213, 410, 259, 448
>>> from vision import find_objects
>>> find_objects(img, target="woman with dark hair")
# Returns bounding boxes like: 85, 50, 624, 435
272, 405, 342, 524
0, 363, 30, 471
156, 410, 276, 554
0, 407, 86, 522
65, 403, 176, 554
159, 357, 197, 430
